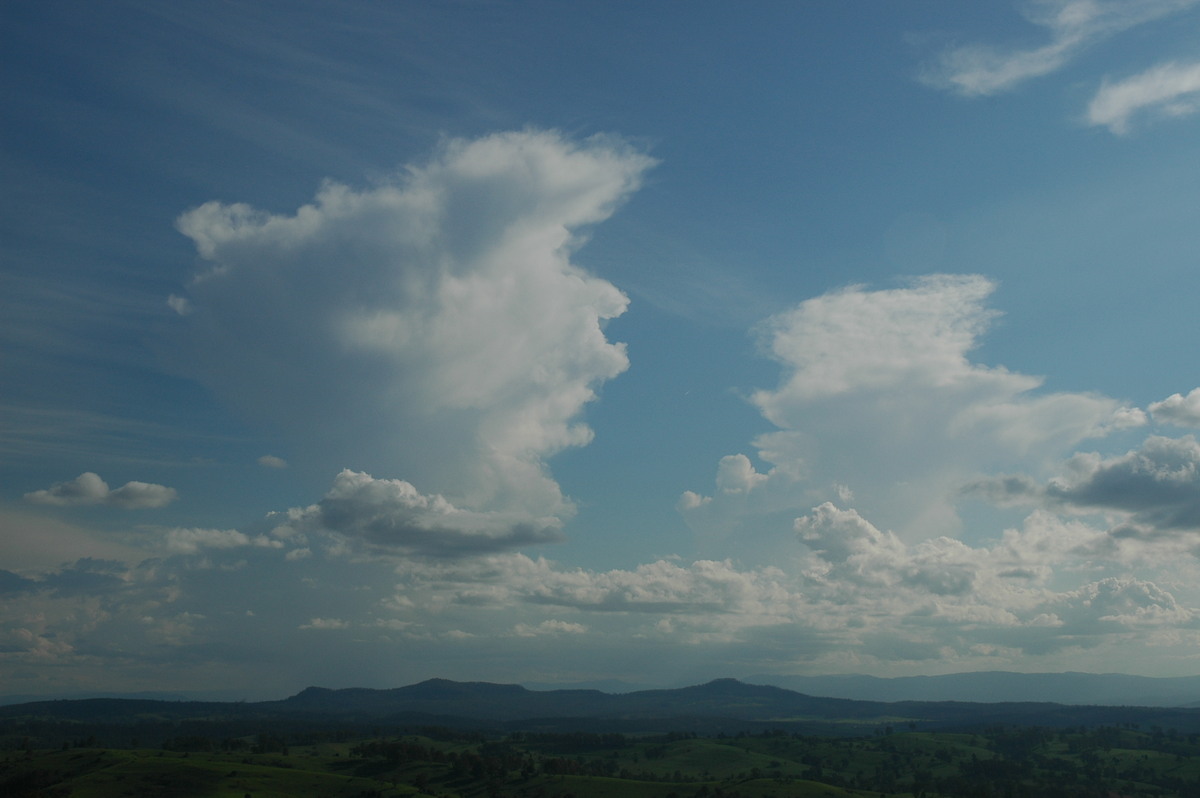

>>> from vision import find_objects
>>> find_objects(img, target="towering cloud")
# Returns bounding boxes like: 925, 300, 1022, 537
173, 131, 654, 520
682, 275, 1134, 546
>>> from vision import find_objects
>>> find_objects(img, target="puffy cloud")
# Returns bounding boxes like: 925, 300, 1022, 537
280, 469, 565, 559
971, 435, 1200, 536
4, 502, 1199, 689
257, 454, 288, 469
378, 553, 800, 644
1088, 60, 1200, 134
363, 506, 1200, 668
1051, 577, 1194, 631
25, 472, 177, 509
922, 0, 1197, 96
173, 130, 653, 520
795, 503, 987, 599
513, 619, 587, 637
715, 454, 767, 494
1050, 436, 1200, 532
300, 617, 350, 630
1150, 387, 1200, 426
683, 276, 1127, 545
795, 502, 905, 565
522, 557, 792, 617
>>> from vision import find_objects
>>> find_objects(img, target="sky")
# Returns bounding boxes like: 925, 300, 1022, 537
5, 0, 1200, 699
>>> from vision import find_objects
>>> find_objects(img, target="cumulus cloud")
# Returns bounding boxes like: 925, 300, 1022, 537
363, 504, 1200, 668
278, 469, 565, 559
1050, 577, 1193, 631
163, 526, 284, 555
683, 275, 1129, 545
922, 0, 1197, 96
300, 617, 350, 630
258, 454, 288, 469
5, 498, 1199, 687
966, 434, 1200, 567
25, 472, 177, 509
173, 130, 653, 521
1150, 387, 1200, 426
1088, 60, 1200, 134
513, 619, 587, 637
971, 435, 1200, 522
1055, 437, 1200, 532
522, 557, 792, 617
795, 503, 989, 599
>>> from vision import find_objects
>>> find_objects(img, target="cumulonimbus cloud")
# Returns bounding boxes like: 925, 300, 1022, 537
24, 472, 177, 509
172, 130, 654, 520
682, 275, 1136, 545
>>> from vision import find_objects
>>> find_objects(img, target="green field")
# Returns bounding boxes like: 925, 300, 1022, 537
5, 724, 1200, 797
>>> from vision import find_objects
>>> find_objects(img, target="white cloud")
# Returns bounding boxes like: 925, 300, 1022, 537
173, 130, 653, 521
1052, 577, 1193, 630
164, 526, 284, 554
258, 454, 288, 469
300, 617, 350, 630
683, 276, 1127, 545
25, 472, 177, 509
5, 498, 1200, 688
1048, 436, 1200, 532
1150, 387, 1200, 426
1088, 60, 1200, 134
364, 506, 1200, 667
279, 469, 565, 559
923, 0, 1198, 96
513, 619, 587, 637
166, 294, 191, 315
971, 435, 1200, 534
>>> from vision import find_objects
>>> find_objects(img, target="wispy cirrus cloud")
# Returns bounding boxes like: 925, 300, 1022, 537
1088, 61, 1200, 133
923, 0, 1198, 96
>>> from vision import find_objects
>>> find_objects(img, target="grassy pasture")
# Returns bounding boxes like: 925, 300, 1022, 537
6, 724, 1200, 796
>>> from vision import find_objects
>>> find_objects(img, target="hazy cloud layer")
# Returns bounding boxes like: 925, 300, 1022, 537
5, 479, 1200, 690
174, 130, 653, 519
923, 0, 1197, 96
24, 472, 177, 509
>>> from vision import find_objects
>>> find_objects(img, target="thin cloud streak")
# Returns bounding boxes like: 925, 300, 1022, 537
1088, 60, 1200, 133
923, 0, 1198, 96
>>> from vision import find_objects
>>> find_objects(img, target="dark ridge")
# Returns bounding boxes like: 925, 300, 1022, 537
7, 677, 1200, 735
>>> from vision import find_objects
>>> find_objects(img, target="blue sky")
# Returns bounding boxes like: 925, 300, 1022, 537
5, 0, 1200, 698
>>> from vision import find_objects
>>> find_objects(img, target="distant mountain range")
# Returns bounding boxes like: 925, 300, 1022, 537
746, 671, 1200, 708
12, 671, 1200, 708
7, 676, 1200, 735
